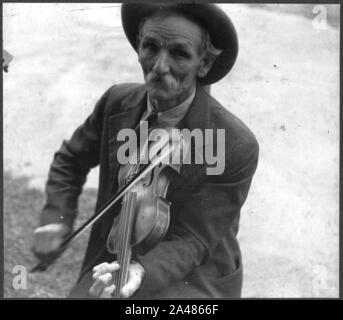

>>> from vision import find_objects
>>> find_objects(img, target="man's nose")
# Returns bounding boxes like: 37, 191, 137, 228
152, 51, 170, 75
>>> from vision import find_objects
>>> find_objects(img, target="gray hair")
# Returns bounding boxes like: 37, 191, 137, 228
136, 12, 222, 61
197, 28, 222, 61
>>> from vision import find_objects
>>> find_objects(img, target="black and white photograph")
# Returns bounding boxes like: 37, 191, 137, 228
2, 2, 340, 300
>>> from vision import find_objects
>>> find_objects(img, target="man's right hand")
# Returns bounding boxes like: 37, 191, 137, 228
32, 223, 70, 262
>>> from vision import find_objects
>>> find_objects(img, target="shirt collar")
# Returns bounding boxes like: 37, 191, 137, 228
146, 87, 196, 127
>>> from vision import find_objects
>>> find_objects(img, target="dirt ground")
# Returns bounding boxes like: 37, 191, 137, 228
3, 4, 339, 297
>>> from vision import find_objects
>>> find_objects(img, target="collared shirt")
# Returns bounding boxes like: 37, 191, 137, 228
142, 87, 196, 128
118, 87, 197, 184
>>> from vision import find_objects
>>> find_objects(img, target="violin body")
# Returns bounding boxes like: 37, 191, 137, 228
107, 161, 179, 255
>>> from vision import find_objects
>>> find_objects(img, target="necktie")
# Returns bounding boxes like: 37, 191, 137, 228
145, 110, 158, 129
130, 110, 158, 165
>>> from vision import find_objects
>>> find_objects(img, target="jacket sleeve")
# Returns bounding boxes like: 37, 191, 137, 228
135, 137, 259, 297
39, 89, 110, 229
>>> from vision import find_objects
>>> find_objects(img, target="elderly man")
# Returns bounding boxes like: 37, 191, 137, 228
33, 4, 259, 299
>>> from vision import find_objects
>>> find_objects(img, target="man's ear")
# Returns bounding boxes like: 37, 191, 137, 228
197, 54, 216, 79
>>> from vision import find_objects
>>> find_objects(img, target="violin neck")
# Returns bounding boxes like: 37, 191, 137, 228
112, 191, 136, 298
113, 246, 132, 298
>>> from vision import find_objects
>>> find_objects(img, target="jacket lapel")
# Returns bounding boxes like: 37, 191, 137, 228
108, 85, 147, 173
168, 85, 211, 195
108, 84, 147, 138
181, 84, 211, 132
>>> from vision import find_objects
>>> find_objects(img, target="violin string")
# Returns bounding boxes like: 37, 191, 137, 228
115, 192, 127, 297
120, 168, 136, 297
119, 188, 135, 296
121, 192, 132, 296
121, 166, 135, 293
123, 161, 141, 295
121, 192, 135, 292
116, 162, 138, 297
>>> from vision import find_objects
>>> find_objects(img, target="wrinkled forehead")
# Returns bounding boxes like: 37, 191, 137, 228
139, 11, 204, 47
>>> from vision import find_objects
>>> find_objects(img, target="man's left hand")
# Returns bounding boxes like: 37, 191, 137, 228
89, 261, 145, 298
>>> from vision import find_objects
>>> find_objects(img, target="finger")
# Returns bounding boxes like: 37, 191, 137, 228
89, 281, 103, 298
121, 268, 142, 299
50, 236, 63, 251
35, 233, 50, 253
92, 262, 110, 272
38, 235, 54, 253
92, 262, 112, 276
93, 262, 119, 273
100, 285, 116, 298
34, 224, 62, 234
89, 273, 112, 297
93, 262, 119, 278
34, 232, 59, 253
121, 280, 139, 299
97, 273, 113, 286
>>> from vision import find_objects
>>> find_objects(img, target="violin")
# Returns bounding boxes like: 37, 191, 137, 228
106, 127, 185, 297
31, 127, 188, 295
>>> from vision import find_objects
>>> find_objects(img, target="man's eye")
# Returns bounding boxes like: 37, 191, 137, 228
142, 43, 158, 52
171, 49, 190, 59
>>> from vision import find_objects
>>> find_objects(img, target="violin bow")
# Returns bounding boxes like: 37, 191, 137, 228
31, 140, 180, 272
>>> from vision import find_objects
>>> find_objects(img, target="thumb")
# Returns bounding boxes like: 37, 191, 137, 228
121, 263, 144, 298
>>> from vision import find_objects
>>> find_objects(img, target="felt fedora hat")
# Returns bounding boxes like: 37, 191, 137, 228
121, 3, 239, 85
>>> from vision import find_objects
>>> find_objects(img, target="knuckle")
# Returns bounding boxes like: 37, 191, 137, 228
99, 273, 111, 284
98, 277, 106, 285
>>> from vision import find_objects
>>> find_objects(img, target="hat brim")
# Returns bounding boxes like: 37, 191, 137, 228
121, 3, 239, 85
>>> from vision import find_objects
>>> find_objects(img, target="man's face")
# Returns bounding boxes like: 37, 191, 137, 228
138, 14, 206, 107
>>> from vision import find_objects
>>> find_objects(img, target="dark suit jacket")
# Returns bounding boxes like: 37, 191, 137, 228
40, 83, 259, 298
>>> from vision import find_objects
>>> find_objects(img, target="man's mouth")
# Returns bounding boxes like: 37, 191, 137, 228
146, 72, 178, 92
149, 77, 167, 89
